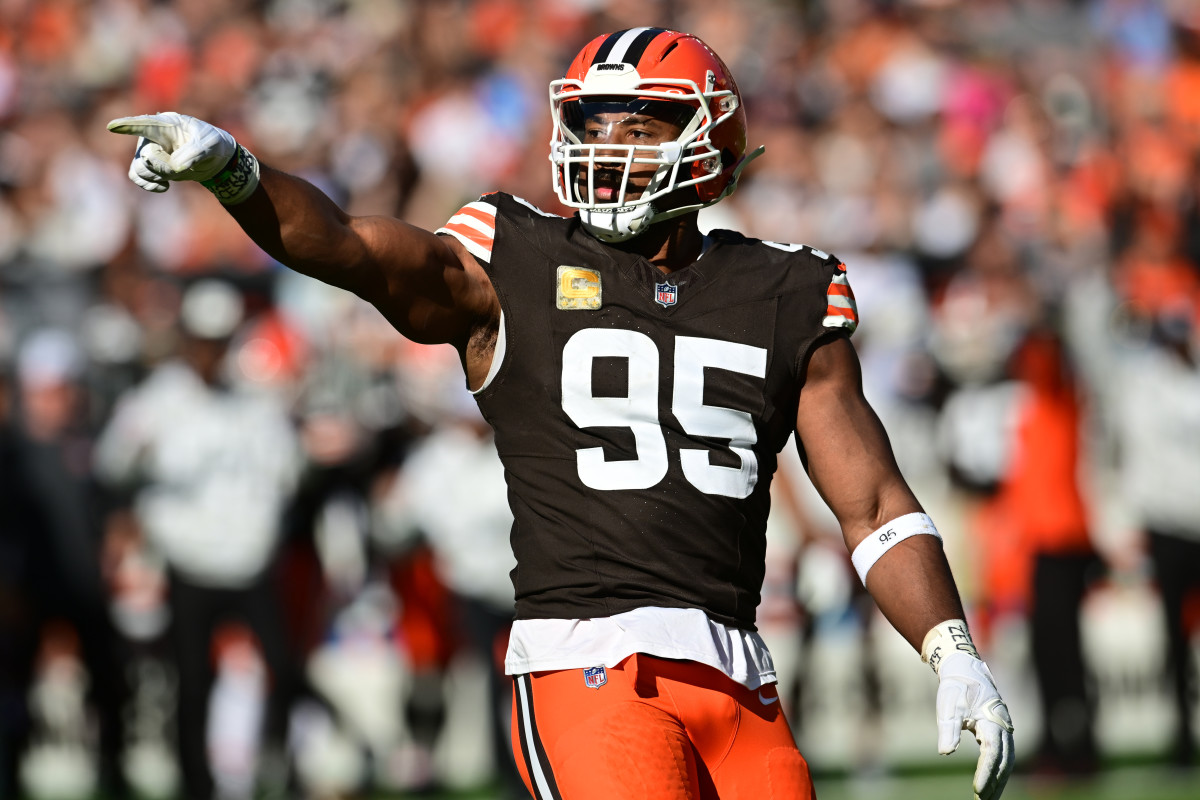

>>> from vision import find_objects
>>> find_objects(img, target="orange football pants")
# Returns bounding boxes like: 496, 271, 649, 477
510, 653, 815, 800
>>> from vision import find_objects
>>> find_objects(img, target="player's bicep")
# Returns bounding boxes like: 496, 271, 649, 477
349, 214, 497, 348
794, 335, 921, 548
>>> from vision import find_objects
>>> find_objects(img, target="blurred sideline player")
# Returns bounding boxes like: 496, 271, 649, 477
108, 27, 1013, 800
93, 280, 304, 800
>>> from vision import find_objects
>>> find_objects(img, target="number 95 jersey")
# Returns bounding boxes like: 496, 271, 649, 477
437, 193, 857, 631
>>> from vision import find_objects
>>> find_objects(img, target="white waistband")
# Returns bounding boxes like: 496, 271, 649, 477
504, 606, 777, 690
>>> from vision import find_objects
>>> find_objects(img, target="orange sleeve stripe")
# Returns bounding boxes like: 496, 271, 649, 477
455, 205, 497, 228
443, 221, 494, 254
825, 306, 858, 320
827, 283, 854, 298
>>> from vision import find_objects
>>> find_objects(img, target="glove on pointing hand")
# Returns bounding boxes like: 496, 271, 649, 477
108, 112, 258, 204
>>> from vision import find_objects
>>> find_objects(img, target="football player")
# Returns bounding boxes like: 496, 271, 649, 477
109, 27, 1014, 800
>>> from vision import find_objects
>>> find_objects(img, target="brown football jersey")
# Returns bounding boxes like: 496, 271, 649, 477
437, 193, 857, 629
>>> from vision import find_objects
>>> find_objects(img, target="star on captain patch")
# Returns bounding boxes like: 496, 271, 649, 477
556, 266, 602, 310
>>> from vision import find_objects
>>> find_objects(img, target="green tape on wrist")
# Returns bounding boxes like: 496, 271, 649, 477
201, 144, 260, 205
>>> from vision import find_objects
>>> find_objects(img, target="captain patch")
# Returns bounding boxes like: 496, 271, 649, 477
557, 266, 602, 310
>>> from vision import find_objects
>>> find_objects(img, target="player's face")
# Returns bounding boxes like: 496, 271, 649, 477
566, 99, 691, 203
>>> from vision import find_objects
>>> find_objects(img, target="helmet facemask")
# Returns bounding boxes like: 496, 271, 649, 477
549, 66, 742, 242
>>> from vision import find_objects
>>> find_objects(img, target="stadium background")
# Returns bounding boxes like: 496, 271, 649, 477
1, 0, 1199, 798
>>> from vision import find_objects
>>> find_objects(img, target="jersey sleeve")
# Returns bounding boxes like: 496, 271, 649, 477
434, 194, 499, 263
821, 258, 858, 334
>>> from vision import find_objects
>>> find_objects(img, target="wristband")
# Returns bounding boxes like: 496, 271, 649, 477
200, 144, 260, 205
850, 512, 940, 584
920, 618, 981, 675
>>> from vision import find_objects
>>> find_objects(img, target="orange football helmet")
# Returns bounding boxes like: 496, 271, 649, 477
549, 27, 764, 242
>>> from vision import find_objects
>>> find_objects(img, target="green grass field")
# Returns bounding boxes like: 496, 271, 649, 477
812, 765, 1198, 800
374, 762, 1199, 800
359, 762, 1198, 799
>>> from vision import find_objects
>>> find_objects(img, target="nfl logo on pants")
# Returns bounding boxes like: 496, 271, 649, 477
655, 282, 677, 307
583, 666, 607, 689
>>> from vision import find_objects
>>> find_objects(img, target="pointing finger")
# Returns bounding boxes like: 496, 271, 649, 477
107, 115, 179, 150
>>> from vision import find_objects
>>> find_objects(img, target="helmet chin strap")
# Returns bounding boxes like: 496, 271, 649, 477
578, 145, 766, 242
577, 150, 678, 242
578, 205, 655, 242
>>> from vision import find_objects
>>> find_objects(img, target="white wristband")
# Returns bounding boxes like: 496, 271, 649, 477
920, 618, 981, 675
850, 512, 940, 584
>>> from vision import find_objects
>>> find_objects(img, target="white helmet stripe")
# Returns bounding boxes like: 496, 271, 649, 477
595, 27, 667, 67
604, 27, 650, 64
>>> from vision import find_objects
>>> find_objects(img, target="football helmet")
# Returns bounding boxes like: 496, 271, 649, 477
549, 28, 764, 242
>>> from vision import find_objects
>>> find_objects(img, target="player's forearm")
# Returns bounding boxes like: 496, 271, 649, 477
226, 165, 383, 297
862, 533, 967, 651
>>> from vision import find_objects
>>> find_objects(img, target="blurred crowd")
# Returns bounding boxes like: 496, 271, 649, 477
2, 0, 1200, 797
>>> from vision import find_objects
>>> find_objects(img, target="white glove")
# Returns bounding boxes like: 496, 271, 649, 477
936, 651, 1015, 799
107, 112, 259, 204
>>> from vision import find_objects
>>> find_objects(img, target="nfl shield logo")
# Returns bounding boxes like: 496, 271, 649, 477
655, 282, 678, 307
583, 666, 607, 689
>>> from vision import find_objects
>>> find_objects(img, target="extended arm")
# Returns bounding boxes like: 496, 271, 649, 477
226, 166, 497, 351
107, 113, 498, 369
795, 334, 1014, 800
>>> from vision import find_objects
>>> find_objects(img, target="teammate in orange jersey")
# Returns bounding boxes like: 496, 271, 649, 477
108, 27, 1013, 800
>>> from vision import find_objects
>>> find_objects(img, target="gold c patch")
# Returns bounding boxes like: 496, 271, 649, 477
556, 266, 602, 310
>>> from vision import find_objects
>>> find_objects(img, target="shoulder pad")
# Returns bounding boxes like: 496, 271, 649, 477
760, 239, 839, 265
507, 193, 564, 219
757, 240, 856, 332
